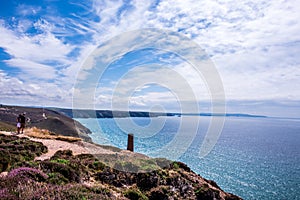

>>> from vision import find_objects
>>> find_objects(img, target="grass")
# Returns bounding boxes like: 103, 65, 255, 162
0, 121, 15, 132
25, 127, 82, 142
0, 134, 48, 172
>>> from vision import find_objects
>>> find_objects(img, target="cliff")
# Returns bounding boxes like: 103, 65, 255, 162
0, 131, 242, 200
0, 104, 91, 142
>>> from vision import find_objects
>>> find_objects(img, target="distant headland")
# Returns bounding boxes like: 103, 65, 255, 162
50, 107, 267, 119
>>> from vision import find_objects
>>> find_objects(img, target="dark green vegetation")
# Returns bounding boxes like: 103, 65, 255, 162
0, 134, 241, 200
0, 121, 15, 132
0, 105, 92, 142
0, 134, 47, 172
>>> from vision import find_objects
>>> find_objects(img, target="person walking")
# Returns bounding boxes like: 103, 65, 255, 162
18, 113, 26, 134
16, 114, 22, 134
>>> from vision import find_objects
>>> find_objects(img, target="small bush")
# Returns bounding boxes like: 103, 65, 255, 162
137, 172, 159, 191
50, 184, 112, 200
51, 158, 70, 165
149, 187, 169, 200
0, 148, 10, 172
139, 159, 160, 172
47, 172, 69, 185
171, 162, 179, 170
41, 161, 80, 183
124, 188, 148, 200
92, 161, 106, 171
195, 184, 221, 200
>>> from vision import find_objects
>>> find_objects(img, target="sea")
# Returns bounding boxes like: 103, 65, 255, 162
75, 116, 300, 200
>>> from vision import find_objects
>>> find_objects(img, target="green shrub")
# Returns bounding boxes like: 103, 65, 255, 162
51, 158, 70, 165
0, 148, 10, 172
172, 162, 179, 170
124, 188, 148, 200
93, 161, 106, 171
41, 161, 80, 183
139, 159, 160, 172
47, 172, 69, 185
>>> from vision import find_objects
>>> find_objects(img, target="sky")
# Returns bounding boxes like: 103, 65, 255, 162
0, 0, 300, 117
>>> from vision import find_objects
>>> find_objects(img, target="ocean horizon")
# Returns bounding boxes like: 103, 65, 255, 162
75, 116, 300, 199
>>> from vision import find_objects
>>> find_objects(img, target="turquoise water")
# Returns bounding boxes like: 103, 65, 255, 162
76, 117, 300, 199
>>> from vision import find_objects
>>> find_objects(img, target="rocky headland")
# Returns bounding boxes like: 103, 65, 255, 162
0, 104, 242, 200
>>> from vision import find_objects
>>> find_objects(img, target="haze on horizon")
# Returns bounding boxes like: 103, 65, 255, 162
0, 0, 299, 118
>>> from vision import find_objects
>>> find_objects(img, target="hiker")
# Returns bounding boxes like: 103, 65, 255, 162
17, 113, 26, 134
16, 114, 22, 134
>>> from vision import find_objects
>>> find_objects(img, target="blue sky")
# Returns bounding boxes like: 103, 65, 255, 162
0, 0, 300, 117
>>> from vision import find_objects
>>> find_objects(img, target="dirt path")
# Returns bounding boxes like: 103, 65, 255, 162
0, 130, 115, 160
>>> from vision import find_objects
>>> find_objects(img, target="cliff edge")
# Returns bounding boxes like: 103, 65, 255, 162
0, 104, 91, 142
0, 130, 242, 200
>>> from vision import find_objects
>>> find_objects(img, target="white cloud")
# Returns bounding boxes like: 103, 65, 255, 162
146, 0, 300, 50
213, 41, 300, 101
0, 70, 72, 107
141, 0, 300, 103
0, 24, 73, 64
89, 0, 152, 42
0, 15, 77, 107
1, 0, 299, 116
16, 4, 42, 17
0, 0, 154, 108
0, 17, 76, 96
5, 58, 57, 79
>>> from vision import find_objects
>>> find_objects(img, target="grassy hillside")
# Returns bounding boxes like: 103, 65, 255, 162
0, 105, 91, 142
0, 121, 15, 132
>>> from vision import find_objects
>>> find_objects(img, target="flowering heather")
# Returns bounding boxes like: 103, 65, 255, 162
7, 167, 48, 182
0, 188, 13, 199
0, 176, 112, 200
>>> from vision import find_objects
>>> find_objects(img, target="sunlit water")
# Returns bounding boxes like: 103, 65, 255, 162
75, 116, 300, 199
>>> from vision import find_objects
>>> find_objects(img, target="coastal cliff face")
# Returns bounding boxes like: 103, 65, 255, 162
0, 133, 242, 200
0, 105, 92, 142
